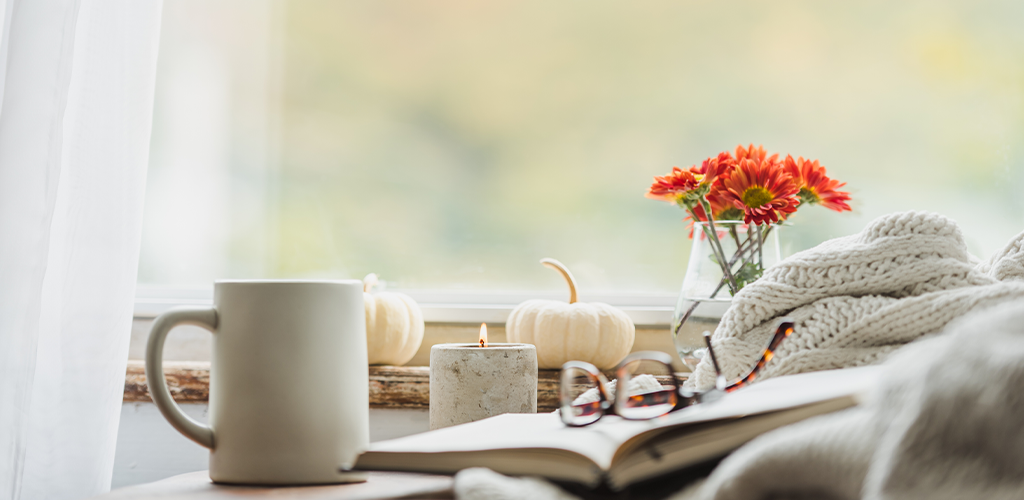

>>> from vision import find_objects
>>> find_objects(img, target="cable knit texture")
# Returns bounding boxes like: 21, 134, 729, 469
680, 300, 1024, 500
690, 211, 1024, 391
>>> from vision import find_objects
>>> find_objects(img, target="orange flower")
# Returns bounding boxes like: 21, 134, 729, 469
683, 193, 744, 238
695, 152, 735, 186
645, 167, 703, 202
783, 155, 852, 212
674, 154, 741, 237
734, 144, 777, 164
720, 157, 800, 225
687, 181, 740, 221
646, 153, 731, 204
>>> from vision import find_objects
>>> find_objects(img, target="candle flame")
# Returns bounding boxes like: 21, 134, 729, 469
479, 323, 487, 348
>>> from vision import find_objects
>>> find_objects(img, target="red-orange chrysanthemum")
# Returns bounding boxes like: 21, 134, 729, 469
687, 177, 738, 221
783, 155, 852, 212
646, 153, 733, 204
694, 151, 735, 186
720, 157, 800, 225
678, 153, 735, 224
706, 178, 745, 220
734, 144, 776, 164
645, 167, 703, 202
675, 154, 737, 237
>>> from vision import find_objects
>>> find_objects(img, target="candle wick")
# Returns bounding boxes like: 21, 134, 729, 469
479, 339, 485, 348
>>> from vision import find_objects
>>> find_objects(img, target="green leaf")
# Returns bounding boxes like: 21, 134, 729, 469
729, 262, 764, 295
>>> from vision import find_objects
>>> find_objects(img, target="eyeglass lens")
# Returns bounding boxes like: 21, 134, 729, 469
560, 366, 604, 426
615, 358, 676, 420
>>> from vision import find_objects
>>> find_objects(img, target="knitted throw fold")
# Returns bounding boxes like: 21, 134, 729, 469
690, 211, 1024, 391
685, 299, 1024, 500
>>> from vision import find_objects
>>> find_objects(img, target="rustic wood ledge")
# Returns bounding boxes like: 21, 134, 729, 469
125, 360, 685, 412
125, 361, 210, 404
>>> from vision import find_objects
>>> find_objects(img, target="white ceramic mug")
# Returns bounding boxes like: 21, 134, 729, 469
145, 280, 369, 485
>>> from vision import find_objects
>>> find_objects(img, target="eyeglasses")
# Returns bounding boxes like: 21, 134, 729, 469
559, 317, 794, 426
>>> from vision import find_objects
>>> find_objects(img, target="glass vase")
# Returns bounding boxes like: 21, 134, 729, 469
672, 221, 781, 371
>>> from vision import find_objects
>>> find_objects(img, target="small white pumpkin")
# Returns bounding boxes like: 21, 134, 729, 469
363, 273, 424, 366
506, 259, 635, 370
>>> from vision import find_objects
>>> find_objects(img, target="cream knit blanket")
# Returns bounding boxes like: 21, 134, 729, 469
690, 211, 1024, 391
681, 299, 1024, 500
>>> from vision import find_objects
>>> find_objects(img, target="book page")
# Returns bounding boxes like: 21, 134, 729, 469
360, 366, 881, 484
608, 396, 858, 489
611, 364, 881, 463
367, 412, 660, 469
667, 365, 878, 423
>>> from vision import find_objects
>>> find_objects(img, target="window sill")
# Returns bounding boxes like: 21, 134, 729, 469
129, 321, 684, 370
134, 286, 680, 327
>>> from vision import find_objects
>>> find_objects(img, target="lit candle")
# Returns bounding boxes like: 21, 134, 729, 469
429, 323, 538, 430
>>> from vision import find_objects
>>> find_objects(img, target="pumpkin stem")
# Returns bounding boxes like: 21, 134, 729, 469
540, 258, 578, 304
362, 273, 379, 293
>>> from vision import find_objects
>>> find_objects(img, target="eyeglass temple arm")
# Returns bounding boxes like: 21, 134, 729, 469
703, 332, 726, 390
723, 318, 794, 393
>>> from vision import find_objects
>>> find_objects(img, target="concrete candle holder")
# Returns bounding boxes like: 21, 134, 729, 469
429, 343, 538, 430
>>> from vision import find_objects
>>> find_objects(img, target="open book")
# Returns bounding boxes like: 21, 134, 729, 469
355, 366, 880, 490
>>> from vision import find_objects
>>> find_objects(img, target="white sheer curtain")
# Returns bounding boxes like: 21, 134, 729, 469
0, 1, 162, 499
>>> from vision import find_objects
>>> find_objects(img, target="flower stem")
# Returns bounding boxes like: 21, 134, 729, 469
729, 225, 742, 253
696, 199, 739, 295
756, 223, 764, 268
673, 224, 776, 338
686, 206, 735, 296
743, 223, 756, 268
673, 299, 701, 337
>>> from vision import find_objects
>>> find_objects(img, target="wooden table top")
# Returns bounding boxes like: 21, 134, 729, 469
95, 471, 454, 500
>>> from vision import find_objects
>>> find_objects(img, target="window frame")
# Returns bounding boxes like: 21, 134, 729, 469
134, 287, 677, 326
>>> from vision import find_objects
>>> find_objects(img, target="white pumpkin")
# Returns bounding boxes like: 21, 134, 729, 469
363, 273, 424, 366
506, 259, 635, 370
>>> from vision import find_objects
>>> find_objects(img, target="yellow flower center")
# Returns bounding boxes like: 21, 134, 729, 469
742, 186, 773, 208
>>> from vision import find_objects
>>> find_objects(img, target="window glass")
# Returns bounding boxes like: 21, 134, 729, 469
139, 0, 1024, 293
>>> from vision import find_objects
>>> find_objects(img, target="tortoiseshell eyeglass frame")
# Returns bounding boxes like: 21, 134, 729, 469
559, 317, 795, 427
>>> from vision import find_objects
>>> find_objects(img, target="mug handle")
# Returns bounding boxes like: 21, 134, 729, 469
145, 306, 218, 449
